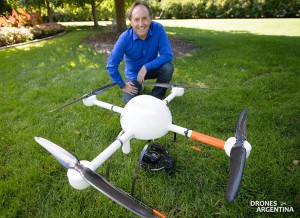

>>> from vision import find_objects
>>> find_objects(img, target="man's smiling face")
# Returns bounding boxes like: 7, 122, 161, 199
130, 5, 152, 40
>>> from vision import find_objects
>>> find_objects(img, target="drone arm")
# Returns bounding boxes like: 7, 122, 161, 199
190, 131, 225, 149
163, 88, 185, 104
93, 99, 123, 114
169, 124, 225, 149
91, 131, 134, 169
83, 95, 123, 114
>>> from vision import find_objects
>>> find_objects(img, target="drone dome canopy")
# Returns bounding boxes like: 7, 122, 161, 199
120, 95, 172, 140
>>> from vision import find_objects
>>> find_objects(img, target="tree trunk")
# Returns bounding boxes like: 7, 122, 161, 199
91, 0, 99, 27
45, 0, 53, 23
114, 0, 126, 32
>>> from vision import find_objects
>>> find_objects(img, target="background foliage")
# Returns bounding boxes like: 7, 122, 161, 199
0, 7, 65, 47
0, 22, 65, 46
1, 0, 300, 22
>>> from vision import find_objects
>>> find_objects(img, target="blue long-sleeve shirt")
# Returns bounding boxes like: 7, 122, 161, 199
106, 21, 173, 88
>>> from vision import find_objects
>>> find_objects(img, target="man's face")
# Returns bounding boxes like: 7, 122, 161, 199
130, 5, 152, 40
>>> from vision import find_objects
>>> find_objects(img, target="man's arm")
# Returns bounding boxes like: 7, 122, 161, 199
107, 33, 139, 95
106, 34, 127, 88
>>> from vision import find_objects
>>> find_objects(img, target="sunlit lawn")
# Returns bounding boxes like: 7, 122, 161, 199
0, 19, 299, 217
62, 18, 300, 36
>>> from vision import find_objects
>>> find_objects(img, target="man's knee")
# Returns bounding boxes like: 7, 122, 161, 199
159, 62, 174, 80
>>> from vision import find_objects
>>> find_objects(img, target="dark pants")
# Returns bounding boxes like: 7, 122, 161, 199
122, 62, 174, 104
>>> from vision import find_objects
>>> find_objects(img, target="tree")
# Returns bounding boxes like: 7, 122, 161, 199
45, 0, 54, 22
91, 0, 99, 27
73, 0, 129, 30
114, 0, 126, 32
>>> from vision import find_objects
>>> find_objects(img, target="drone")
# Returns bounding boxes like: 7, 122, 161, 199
35, 82, 252, 218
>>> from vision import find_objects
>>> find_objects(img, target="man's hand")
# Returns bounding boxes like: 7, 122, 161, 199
122, 82, 139, 96
137, 65, 147, 83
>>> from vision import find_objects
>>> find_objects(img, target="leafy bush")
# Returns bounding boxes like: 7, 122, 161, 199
53, 4, 113, 22
0, 27, 33, 46
32, 0, 299, 21
194, 1, 208, 18
54, 7, 92, 22
30, 23, 65, 39
182, 2, 198, 18
154, 0, 299, 19
0, 7, 64, 47
0, 8, 43, 28
0, 23, 65, 47
98, 8, 112, 21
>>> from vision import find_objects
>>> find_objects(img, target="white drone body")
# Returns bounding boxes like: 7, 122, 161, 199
35, 83, 252, 217
67, 87, 251, 190
121, 94, 172, 140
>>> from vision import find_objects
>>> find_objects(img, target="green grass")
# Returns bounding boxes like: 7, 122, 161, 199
1, 19, 299, 218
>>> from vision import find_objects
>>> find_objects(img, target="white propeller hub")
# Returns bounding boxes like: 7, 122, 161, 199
224, 137, 252, 158
121, 95, 172, 140
67, 160, 94, 190
83, 95, 96, 106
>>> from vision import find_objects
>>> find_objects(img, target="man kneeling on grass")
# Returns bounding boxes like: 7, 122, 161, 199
106, 1, 174, 104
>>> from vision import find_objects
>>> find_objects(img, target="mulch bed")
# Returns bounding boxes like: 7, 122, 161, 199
83, 32, 197, 57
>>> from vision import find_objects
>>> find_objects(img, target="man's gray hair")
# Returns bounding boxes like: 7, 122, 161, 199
127, 1, 153, 20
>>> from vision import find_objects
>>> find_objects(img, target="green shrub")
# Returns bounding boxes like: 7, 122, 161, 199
149, 1, 163, 19
194, 1, 208, 18
0, 27, 33, 46
152, 0, 300, 19
0, 7, 64, 47
30, 23, 65, 39
97, 8, 112, 21
53, 3, 113, 22
0, 23, 65, 47
182, 2, 197, 18
54, 7, 92, 22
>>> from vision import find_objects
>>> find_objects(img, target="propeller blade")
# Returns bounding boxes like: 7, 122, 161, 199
142, 82, 221, 90
48, 95, 88, 113
34, 137, 79, 169
225, 109, 248, 203
77, 164, 157, 218
49, 82, 118, 112
235, 109, 247, 141
34, 137, 158, 218
225, 146, 246, 203
90, 82, 118, 95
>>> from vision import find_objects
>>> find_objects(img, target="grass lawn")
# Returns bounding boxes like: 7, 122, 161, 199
1, 19, 299, 217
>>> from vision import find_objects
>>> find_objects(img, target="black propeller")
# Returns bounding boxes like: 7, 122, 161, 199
49, 82, 118, 112
34, 137, 157, 218
142, 82, 221, 90
225, 109, 248, 203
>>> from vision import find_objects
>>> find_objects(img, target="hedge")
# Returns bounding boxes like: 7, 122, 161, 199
0, 23, 65, 47
51, 0, 300, 21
